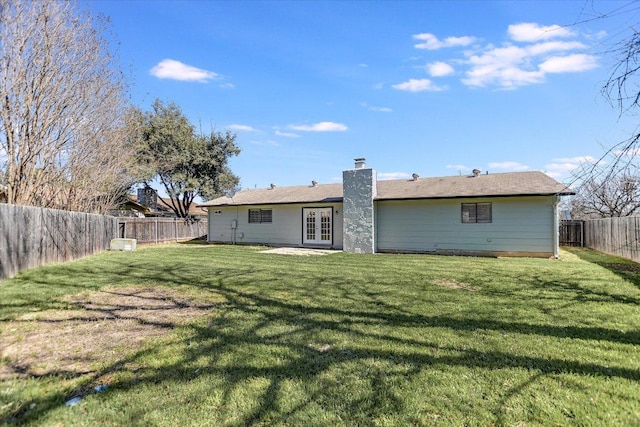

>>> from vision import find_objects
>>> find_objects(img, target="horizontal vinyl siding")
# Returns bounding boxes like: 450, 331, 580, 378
376, 196, 555, 254
208, 204, 343, 248
208, 208, 236, 243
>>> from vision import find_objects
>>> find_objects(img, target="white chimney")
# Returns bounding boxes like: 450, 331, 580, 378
354, 158, 366, 169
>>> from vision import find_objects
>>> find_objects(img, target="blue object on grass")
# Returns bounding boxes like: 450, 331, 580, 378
94, 384, 108, 393
65, 397, 82, 406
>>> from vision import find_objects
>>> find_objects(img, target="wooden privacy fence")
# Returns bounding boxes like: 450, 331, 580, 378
118, 218, 207, 244
0, 204, 118, 280
559, 220, 584, 246
583, 217, 640, 263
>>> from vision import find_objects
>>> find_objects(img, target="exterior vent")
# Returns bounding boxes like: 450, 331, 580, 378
472, 169, 481, 177
270, 183, 276, 189
412, 173, 419, 181
354, 158, 366, 169
311, 180, 318, 187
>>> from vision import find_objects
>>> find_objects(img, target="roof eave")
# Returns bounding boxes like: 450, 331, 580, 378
375, 191, 574, 201
199, 197, 344, 208
200, 191, 574, 207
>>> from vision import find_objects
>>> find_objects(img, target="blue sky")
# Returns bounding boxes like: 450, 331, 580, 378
86, 0, 639, 191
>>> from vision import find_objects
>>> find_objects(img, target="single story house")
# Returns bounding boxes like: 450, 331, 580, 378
199, 158, 574, 258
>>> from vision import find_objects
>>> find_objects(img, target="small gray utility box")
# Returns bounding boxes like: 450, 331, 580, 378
110, 238, 137, 251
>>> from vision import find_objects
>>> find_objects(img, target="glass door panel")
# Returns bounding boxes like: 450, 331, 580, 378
303, 208, 331, 245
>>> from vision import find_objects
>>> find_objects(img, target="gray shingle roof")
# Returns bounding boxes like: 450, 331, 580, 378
198, 171, 573, 207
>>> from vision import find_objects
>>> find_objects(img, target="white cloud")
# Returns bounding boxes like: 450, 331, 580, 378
361, 102, 392, 112
539, 54, 598, 73
358, 63, 368, 68
274, 130, 301, 138
544, 156, 597, 179
544, 171, 563, 179
614, 147, 640, 157
508, 23, 575, 42
228, 124, 257, 132
392, 78, 445, 92
219, 82, 235, 89
462, 41, 596, 88
403, 22, 597, 90
587, 30, 608, 41
289, 122, 348, 132
378, 172, 411, 180
150, 59, 218, 82
553, 156, 597, 164
413, 33, 477, 50
488, 161, 530, 171
527, 40, 586, 56
426, 61, 455, 77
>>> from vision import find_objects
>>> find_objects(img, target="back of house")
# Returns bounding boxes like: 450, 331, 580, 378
199, 159, 573, 258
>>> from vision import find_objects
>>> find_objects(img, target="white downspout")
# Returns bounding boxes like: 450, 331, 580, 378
552, 196, 560, 259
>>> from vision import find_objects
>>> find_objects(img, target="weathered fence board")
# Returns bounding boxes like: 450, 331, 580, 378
560, 220, 584, 246
0, 204, 118, 280
118, 218, 207, 244
584, 217, 640, 263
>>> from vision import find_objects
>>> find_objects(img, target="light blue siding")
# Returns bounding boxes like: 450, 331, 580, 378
207, 204, 343, 248
376, 196, 556, 255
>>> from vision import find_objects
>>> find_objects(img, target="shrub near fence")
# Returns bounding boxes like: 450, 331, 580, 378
0, 204, 118, 280
584, 216, 640, 263
119, 218, 207, 244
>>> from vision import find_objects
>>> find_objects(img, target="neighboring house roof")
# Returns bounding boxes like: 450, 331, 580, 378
123, 194, 208, 217
157, 196, 208, 217
199, 171, 574, 207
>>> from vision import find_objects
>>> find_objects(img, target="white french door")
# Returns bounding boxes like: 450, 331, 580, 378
303, 207, 332, 245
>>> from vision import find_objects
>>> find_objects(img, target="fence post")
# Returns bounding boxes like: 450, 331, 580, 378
175, 218, 178, 242
155, 218, 158, 244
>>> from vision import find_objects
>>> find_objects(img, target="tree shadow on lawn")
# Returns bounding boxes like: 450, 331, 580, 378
564, 246, 640, 291
3, 255, 640, 425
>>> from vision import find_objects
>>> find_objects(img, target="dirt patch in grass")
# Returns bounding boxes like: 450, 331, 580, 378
0, 287, 219, 381
433, 279, 479, 291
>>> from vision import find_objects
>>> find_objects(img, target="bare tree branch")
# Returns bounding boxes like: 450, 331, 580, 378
0, 0, 140, 213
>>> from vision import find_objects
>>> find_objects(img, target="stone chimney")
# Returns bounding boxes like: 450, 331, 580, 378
342, 158, 376, 254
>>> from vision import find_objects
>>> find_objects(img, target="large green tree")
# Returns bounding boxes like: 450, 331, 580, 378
138, 99, 240, 218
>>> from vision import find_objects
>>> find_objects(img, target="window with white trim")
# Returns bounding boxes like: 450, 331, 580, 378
461, 203, 492, 223
248, 209, 272, 223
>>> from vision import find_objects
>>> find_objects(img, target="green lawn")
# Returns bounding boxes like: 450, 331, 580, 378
1, 244, 640, 426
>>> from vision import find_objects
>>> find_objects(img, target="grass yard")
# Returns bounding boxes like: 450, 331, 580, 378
1, 244, 639, 426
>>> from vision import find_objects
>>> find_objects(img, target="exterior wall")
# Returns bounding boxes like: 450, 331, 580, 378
207, 203, 343, 248
376, 196, 557, 256
343, 168, 376, 253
